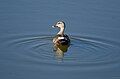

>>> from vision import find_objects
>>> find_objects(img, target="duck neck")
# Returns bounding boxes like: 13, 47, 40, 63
57, 27, 65, 35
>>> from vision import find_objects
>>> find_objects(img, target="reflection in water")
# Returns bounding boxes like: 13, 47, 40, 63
3, 34, 120, 69
53, 42, 70, 60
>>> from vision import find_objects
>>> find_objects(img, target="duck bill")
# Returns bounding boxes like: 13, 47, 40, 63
52, 25, 58, 28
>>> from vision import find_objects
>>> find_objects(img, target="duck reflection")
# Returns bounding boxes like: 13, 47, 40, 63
52, 21, 70, 59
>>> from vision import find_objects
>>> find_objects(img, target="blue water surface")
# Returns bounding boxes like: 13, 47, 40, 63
0, 0, 120, 79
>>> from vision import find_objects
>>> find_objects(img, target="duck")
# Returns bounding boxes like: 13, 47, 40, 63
52, 21, 70, 54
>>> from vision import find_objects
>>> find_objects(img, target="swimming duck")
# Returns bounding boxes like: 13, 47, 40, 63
52, 21, 70, 54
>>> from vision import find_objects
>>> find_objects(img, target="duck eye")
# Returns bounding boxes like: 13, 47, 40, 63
58, 22, 61, 24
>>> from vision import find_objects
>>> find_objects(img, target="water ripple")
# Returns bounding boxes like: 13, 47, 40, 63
3, 34, 120, 70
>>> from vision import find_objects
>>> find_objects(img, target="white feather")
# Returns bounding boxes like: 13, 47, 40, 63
58, 37, 65, 40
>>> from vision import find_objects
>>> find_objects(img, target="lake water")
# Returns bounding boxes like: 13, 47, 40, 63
0, 0, 120, 79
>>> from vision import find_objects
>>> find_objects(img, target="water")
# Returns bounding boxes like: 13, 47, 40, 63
0, 0, 120, 79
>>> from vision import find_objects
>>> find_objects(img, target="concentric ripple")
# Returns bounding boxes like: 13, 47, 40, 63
3, 34, 120, 70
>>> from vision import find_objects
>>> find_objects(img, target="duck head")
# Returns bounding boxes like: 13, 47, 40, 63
52, 21, 65, 29
52, 21, 66, 35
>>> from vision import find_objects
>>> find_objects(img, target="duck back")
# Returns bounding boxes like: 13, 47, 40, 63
57, 34, 70, 46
